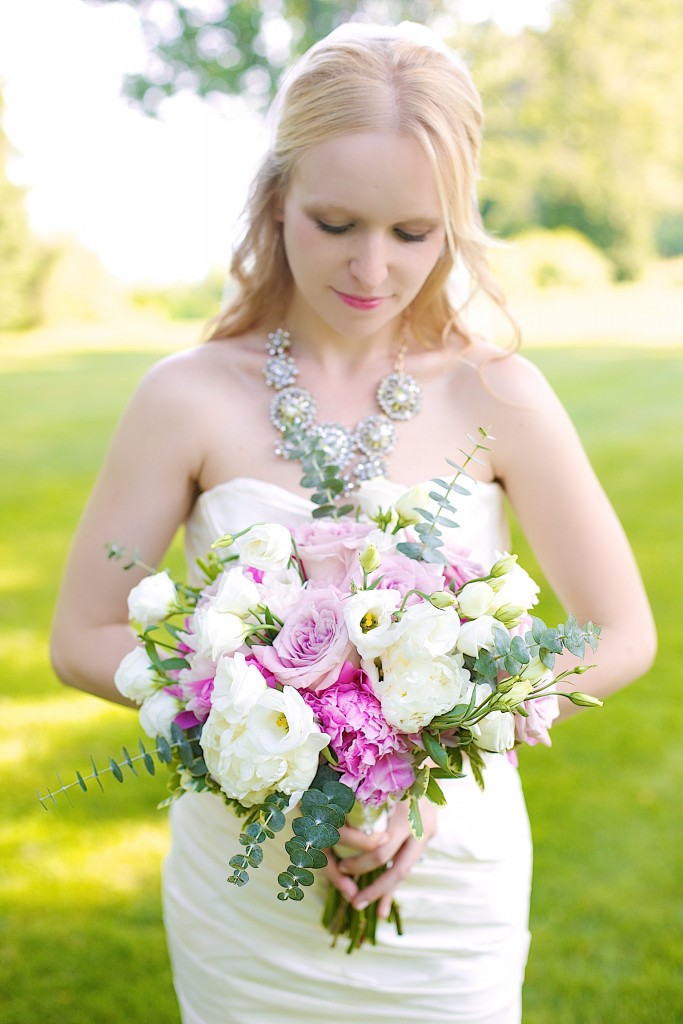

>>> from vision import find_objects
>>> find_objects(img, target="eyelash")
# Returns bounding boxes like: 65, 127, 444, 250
315, 220, 428, 243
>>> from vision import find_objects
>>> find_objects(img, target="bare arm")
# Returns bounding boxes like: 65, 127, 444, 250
50, 353, 206, 704
485, 354, 656, 712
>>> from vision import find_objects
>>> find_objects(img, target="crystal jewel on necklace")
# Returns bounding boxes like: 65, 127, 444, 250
263, 326, 422, 489
376, 372, 423, 420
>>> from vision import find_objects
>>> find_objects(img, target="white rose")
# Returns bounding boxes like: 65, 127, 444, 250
473, 709, 516, 753
201, 684, 329, 807
127, 571, 177, 628
205, 606, 250, 660
455, 615, 499, 657
212, 567, 261, 616
114, 646, 158, 702
139, 688, 182, 740
392, 602, 460, 656
234, 523, 292, 572
491, 553, 540, 612
456, 581, 499, 619
257, 566, 304, 620
394, 484, 435, 525
372, 642, 470, 733
343, 589, 402, 659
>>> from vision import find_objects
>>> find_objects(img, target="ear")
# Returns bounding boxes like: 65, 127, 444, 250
273, 194, 284, 222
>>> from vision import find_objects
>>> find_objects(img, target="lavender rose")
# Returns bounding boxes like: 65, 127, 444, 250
292, 519, 374, 585
252, 586, 353, 692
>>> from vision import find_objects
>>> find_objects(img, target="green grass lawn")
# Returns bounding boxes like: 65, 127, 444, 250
1, 333, 681, 1023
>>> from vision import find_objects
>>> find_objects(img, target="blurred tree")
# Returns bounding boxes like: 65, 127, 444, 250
84, 0, 447, 113
0, 94, 49, 329
469, 0, 683, 278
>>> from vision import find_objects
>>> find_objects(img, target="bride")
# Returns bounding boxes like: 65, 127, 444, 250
50, 21, 656, 1024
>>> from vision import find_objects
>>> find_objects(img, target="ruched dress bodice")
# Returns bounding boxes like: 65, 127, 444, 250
163, 477, 531, 1024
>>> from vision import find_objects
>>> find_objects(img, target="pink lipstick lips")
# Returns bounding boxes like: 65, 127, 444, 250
333, 290, 387, 310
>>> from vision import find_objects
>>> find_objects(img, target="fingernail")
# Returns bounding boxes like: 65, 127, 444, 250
354, 899, 368, 911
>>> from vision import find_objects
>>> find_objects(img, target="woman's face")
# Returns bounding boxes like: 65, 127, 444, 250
280, 131, 446, 342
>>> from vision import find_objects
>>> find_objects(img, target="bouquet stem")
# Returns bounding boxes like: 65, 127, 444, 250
322, 868, 403, 953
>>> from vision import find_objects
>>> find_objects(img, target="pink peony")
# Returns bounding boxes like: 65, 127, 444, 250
303, 663, 415, 806
292, 519, 374, 585
251, 586, 353, 692
344, 550, 446, 604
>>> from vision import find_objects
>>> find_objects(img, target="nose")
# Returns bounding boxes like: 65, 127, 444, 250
349, 233, 389, 291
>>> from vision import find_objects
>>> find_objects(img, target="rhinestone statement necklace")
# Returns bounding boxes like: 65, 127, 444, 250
265, 327, 423, 488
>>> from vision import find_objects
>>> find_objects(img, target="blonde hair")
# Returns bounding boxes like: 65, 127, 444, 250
208, 34, 512, 348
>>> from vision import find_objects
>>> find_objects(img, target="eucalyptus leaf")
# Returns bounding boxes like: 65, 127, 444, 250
322, 781, 355, 813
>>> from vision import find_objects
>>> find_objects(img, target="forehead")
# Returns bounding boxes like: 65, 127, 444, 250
288, 132, 443, 220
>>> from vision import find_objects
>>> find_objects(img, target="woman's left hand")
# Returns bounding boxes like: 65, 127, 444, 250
335, 799, 437, 919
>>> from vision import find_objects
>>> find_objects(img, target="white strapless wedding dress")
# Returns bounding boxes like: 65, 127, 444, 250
162, 478, 532, 1024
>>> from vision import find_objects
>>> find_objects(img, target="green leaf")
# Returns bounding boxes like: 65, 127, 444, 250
264, 807, 286, 832
413, 507, 434, 522
244, 822, 268, 843
227, 869, 249, 886
278, 871, 296, 888
284, 839, 314, 868
425, 775, 448, 805
322, 781, 355, 813
75, 771, 88, 792
408, 795, 424, 839
540, 627, 563, 654
422, 731, 449, 771
531, 617, 547, 643
229, 855, 249, 870
109, 758, 124, 783
395, 541, 424, 560
292, 817, 340, 849
474, 650, 498, 681
156, 735, 172, 764
300, 789, 329, 812
509, 636, 531, 664
504, 654, 523, 677
289, 866, 315, 886
493, 628, 511, 656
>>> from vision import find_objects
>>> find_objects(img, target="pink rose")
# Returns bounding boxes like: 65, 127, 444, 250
252, 587, 352, 692
292, 519, 374, 585
345, 550, 445, 603
442, 544, 485, 591
303, 664, 414, 805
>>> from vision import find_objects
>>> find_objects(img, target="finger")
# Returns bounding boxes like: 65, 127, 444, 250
336, 823, 389, 853
323, 852, 359, 901
336, 838, 403, 877
352, 837, 423, 911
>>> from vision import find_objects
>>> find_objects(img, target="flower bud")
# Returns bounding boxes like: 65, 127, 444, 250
429, 590, 456, 609
495, 678, 533, 710
494, 604, 526, 628
211, 533, 235, 549
359, 543, 381, 574
490, 553, 518, 577
568, 691, 603, 707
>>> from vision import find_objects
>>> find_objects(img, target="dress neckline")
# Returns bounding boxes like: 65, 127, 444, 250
193, 475, 502, 509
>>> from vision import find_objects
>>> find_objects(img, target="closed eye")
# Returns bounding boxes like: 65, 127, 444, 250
316, 220, 428, 243
315, 220, 352, 235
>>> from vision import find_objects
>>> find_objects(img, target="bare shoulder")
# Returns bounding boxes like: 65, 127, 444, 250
448, 338, 580, 483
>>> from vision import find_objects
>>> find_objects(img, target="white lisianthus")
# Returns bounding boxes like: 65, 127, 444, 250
212, 567, 261, 616
456, 581, 499, 619
520, 656, 553, 686
392, 602, 460, 656
343, 589, 402, 659
257, 566, 304, 620
394, 484, 434, 525
234, 523, 292, 572
491, 552, 540, 612
139, 688, 182, 740
355, 478, 397, 525
205, 607, 250, 660
210, 651, 268, 722
368, 641, 470, 733
114, 646, 158, 702
455, 615, 499, 657
473, 709, 516, 753
201, 683, 329, 807
127, 571, 177, 628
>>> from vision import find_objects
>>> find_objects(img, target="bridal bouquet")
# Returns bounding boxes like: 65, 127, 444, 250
42, 433, 601, 951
